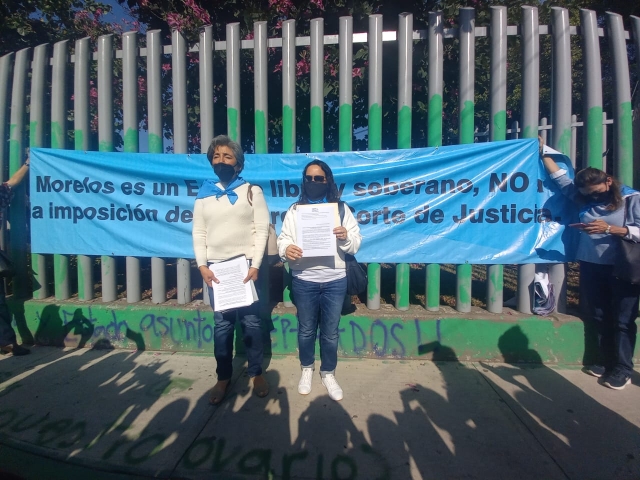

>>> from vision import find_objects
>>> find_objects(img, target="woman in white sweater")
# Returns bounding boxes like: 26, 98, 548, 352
277, 160, 362, 401
192, 135, 270, 404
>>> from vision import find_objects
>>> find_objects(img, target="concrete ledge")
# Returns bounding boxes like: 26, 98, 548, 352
4, 299, 610, 364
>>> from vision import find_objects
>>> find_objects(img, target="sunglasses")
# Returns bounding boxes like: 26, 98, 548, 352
304, 175, 327, 183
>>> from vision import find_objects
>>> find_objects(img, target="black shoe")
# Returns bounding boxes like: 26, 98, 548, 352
602, 370, 631, 390
583, 365, 606, 378
0, 343, 30, 356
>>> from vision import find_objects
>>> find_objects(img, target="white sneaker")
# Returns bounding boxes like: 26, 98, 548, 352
298, 367, 313, 395
321, 373, 343, 401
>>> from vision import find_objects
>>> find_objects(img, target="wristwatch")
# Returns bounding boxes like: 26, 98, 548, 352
605, 225, 611, 234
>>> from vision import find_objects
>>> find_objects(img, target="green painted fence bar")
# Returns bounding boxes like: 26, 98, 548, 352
395, 12, 413, 312
310, 18, 324, 154
97, 34, 117, 302
426, 11, 443, 312
74, 37, 94, 301
51, 40, 71, 301
487, 6, 507, 314
30, 44, 48, 300
606, 12, 634, 187
367, 14, 383, 311
8, 48, 29, 298
456, 8, 475, 314
281, 19, 296, 308
123, 31, 141, 304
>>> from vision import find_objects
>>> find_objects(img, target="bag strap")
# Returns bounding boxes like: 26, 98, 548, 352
338, 201, 345, 225
246, 184, 263, 206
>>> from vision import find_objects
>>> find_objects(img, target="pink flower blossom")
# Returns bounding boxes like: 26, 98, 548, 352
329, 64, 337, 77
352, 67, 362, 78
310, 0, 324, 10
162, 63, 171, 72
296, 59, 310, 77
138, 76, 146, 93
273, 59, 283, 73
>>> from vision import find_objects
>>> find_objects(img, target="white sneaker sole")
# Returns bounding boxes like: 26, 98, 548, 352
603, 377, 631, 390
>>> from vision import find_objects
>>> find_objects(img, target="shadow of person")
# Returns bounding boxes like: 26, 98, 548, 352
33, 306, 95, 349
381, 341, 566, 479
291, 395, 390, 480
479, 326, 640, 479
0, 348, 182, 476
176, 370, 292, 478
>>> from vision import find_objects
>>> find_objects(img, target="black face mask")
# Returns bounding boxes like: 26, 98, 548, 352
213, 163, 237, 183
589, 191, 612, 204
304, 182, 329, 200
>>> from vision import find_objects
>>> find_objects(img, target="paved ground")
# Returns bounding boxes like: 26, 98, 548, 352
0, 346, 639, 479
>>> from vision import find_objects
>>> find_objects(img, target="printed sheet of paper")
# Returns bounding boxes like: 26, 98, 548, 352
209, 255, 258, 311
296, 203, 339, 257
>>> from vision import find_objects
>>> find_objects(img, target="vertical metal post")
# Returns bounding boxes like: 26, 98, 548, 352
580, 9, 604, 170
172, 29, 191, 304
338, 16, 354, 312
570, 114, 577, 165
0, 53, 12, 258
282, 19, 296, 307
518, 6, 540, 314
367, 14, 383, 310
98, 35, 117, 302
456, 7, 475, 314
426, 11, 443, 312
123, 31, 141, 303
395, 12, 413, 311
8, 49, 30, 298
487, 6, 507, 314
310, 18, 324, 153
254, 20, 271, 307
147, 30, 166, 304
226, 23, 241, 144
631, 16, 640, 189
339, 17, 353, 152
30, 44, 49, 300
606, 12, 633, 186
199, 26, 214, 305
602, 112, 608, 171
52, 40, 71, 300
549, 7, 571, 314
74, 37, 93, 301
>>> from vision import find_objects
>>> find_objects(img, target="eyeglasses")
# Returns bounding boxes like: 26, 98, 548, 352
304, 175, 327, 183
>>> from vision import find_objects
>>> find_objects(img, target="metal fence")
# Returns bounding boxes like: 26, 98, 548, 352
1, 6, 639, 315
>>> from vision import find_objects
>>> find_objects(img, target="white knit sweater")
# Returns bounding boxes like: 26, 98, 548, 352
192, 183, 270, 269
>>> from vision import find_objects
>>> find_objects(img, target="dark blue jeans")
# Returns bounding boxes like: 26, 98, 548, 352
292, 276, 347, 373
580, 261, 640, 375
207, 287, 263, 381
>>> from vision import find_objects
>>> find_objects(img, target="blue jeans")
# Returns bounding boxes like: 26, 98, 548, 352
292, 276, 347, 373
207, 288, 263, 381
580, 261, 640, 375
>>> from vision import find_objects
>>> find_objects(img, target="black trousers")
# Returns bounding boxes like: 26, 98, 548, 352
0, 280, 16, 346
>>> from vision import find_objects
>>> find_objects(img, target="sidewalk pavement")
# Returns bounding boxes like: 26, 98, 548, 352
0, 346, 639, 480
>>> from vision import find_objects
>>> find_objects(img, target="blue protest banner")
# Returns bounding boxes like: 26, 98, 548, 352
29, 139, 578, 263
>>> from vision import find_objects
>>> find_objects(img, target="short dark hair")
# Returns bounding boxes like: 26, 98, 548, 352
297, 159, 341, 204
206, 135, 245, 172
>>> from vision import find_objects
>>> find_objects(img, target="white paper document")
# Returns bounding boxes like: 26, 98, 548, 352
296, 203, 339, 257
209, 255, 258, 311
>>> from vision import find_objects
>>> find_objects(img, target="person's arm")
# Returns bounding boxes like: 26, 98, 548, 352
277, 206, 302, 261
337, 206, 362, 255
192, 199, 218, 286
248, 186, 269, 270
6, 157, 30, 188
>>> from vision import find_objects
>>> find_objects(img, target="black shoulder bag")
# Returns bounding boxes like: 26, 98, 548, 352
338, 201, 367, 295
0, 249, 15, 278
612, 196, 640, 284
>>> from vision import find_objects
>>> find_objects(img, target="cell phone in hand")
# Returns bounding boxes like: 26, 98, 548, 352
569, 223, 588, 230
